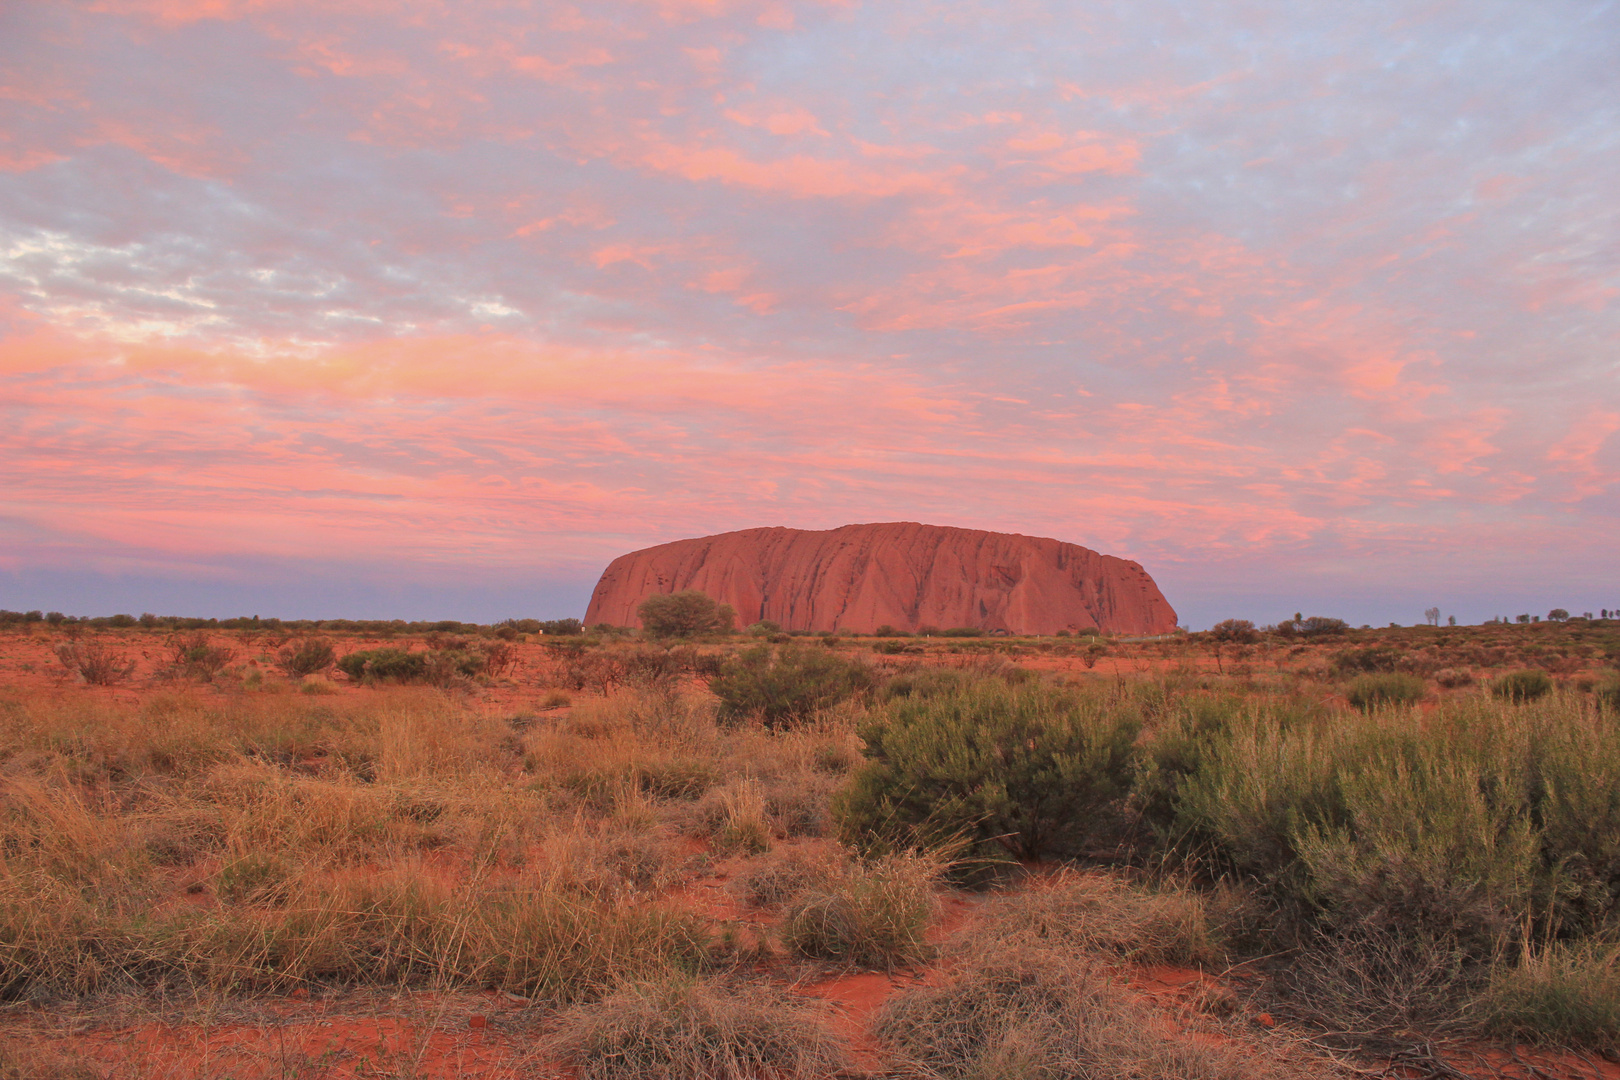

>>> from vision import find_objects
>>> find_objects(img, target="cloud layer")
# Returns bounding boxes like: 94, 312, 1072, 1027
2, 0, 1616, 625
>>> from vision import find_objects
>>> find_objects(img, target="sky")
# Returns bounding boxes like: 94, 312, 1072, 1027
1, 0, 1617, 629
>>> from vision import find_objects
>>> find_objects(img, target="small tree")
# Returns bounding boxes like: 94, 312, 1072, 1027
1209, 618, 1259, 644
1548, 608, 1570, 622
1424, 606, 1441, 627
637, 590, 736, 638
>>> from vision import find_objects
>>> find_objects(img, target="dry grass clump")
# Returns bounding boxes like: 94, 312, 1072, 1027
781, 852, 939, 968
731, 842, 844, 909
541, 816, 693, 902
965, 869, 1222, 967
1274, 924, 1482, 1038
874, 945, 1293, 1080
0, 858, 706, 1002
1473, 940, 1620, 1044
550, 975, 852, 1080
709, 777, 773, 854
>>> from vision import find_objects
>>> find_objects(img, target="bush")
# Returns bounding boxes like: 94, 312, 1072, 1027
780, 854, 939, 968
638, 591, 735, 638
55, 640, 136, 685
1345, 672, 1425, 711
709, 645, 875, 728
1492, 669, 1553, 703
549, 977, 852, 1080
1276, 615, 1349, 638
835, 679, 1139, 873
1332, 646, 1401, 674
277, 637, 336, 677
169, 632, 236, 680
1209, 618, 1259, 644
336, 648, 426, 684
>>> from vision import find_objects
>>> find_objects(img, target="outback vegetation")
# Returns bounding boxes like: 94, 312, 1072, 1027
0, 604, 1618, 1077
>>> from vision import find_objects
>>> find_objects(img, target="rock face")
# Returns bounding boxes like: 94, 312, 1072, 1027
584, 522, 1178, 635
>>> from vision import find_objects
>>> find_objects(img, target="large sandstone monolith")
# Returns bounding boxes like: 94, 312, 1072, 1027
583, 522, 1177, 635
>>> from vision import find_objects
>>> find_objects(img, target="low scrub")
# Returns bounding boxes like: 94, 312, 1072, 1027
709, 645, 875, 728
874, 946, 1279, 1080
336, 647, 426, 684
964, 870, 1220, 967
1345, 671, 1425, 711
835, 679, 1138, 875
168, 632, 236, 681
0, 862, 707, 1001
1492, 669, 1553, 703
550, 977, 851, 1080
54, 640, 135, 685
780, 853, 939, 968
277, 636, 336, 677
1474, 940, 1620, 1044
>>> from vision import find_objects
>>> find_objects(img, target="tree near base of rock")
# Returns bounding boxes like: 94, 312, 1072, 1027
637, 590, 736, 638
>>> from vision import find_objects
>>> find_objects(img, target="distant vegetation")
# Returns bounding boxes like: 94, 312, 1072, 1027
3, 601, 1619, 1074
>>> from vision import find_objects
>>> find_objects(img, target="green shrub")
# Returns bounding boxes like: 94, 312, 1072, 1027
277, 637, 335, 677
834, 679, 1139, 873
638, 591, 735, 638
1492, 669, 1553, 703
336, 648, 426, 683
170, 632, 236, 680
1332, 646, 1401, 674
1345, 672, 1425, 711
709, 645, 875, 728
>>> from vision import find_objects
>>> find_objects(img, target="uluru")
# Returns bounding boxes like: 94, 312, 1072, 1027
584, 522, 1178, 635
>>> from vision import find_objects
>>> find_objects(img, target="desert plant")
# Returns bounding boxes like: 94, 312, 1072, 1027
835, 679, 1139, 873
1474, 940, 1620, 1044
713, 777, 772, 854
54, 640, 136, 685
874, 946, 1267, 1080
336, 647, 426, 683
277, 636, 336, 677
709, 645, 875, 728
1345, 671, 1425, 711
638, 590, 735, 638
1491, 669, 1553, 703
780, 853, 939, 968
732, 846, 840, 908
1209, 618, 1260, 644
169, 632, 236, 680
964, 869, 1220, 966
1332, 645, 1401, 674
549, 977, 852, 1080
